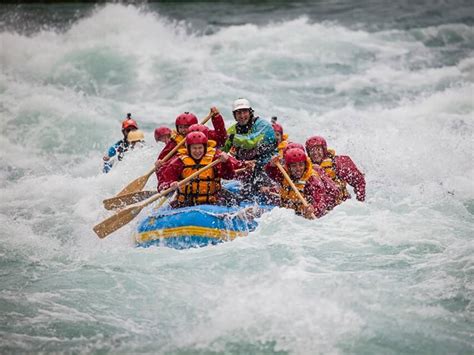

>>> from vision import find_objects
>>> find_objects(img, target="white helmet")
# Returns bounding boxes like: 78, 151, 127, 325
232, 98, 251, 112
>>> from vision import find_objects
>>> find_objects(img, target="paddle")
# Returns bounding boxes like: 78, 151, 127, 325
93, 158, 222, 239
103, 190, 158, 210
114, 168, 155, 197
275, 161, 316, 219
114, 112, 213, 197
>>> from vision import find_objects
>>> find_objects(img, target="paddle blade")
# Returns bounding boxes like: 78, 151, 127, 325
103, 190, 157, 210
116, 168, 155, 197
93, 205, 143, 239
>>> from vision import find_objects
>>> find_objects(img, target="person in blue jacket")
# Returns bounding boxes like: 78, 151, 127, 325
102, 113, 138, 173
223, 98, 277, 199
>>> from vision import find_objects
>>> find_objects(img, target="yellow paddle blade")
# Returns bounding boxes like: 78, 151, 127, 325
93, 204, 144, 239
116, 168, 155, 197
95, 157, 221, 239
94, 187, 174, 239
103, 190, 158, 210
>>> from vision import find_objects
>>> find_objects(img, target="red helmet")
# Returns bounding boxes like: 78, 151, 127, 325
284, 148, 307, 165
175, 112, 198, 127
185, 131, 208, 146
272, 123, 283, 134
286, 142, 305, 152
154, 126, 172, 141
188, 124, 210, 137
122, 119, 138, 130
305, 136, 327, 156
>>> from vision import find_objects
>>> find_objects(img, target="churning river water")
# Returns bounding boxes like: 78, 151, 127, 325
1, 1, 473, 353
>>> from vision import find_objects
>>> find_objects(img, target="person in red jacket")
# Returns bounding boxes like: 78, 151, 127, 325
187, 110, 227, 149
154, 112, 198, 187
258, 141, 305, 203
155, 112, 198, 166
278, 142, 340, 210
189, 107, 227, 148
305, 136, 365, 203
284, 142, 304, 152
157, 131, 235, 208
155, 107, 226, 167
265, 148, 328, 219
154, 126, 172, 144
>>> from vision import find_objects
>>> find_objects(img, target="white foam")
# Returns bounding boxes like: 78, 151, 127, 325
1, 4, 473, 353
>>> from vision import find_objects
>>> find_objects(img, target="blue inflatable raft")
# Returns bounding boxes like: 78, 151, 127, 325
135, 181, 273, 249
135, 204, 271, 249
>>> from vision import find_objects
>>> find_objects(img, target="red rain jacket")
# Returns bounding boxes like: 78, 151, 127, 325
207, 113, 227, 149
265, 163, 328, 218
312, 164, 341, 209
155, 113, 228, 172
333, 155, 366, 201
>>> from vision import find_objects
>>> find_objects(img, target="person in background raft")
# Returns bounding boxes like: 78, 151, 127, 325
154, 126, 172, 145
265, 148, 328, 219
103, 130, 145, 173
157, 132, 235, 208
102, 113, 138, 173
127, 129, 145, 148
305, 136, 366, 204
223, 98, 276, 199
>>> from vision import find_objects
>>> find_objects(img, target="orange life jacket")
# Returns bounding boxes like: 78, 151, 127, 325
277, 139, 289, 158
319, 149, 350, 202
280, 158, 318, 214
171, 131, 185, 145
176, 146, 221, 205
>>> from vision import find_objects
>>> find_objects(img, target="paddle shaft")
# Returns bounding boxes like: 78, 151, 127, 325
160, 112, 213, 162
136, 158, 222, 210
115, 167, 154, 197
275, 161, 309, 207
103, 190, 158, 210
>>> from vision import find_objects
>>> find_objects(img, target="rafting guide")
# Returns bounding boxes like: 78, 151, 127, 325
223, 98, 277, 200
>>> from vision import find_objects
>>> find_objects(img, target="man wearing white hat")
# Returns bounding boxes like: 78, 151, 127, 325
223, 98, 277, 200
